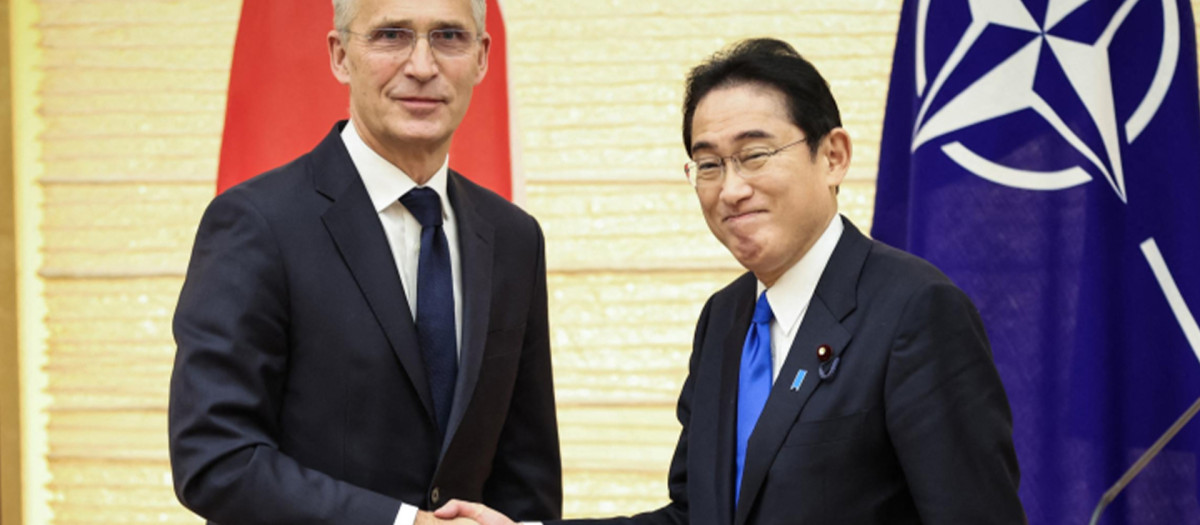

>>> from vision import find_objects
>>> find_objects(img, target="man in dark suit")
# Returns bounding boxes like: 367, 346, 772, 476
438, 38, 1023, 525
168, 1, 562, 524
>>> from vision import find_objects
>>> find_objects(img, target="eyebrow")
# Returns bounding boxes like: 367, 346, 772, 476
368, 18, 470, 31
691, 129, 776, 155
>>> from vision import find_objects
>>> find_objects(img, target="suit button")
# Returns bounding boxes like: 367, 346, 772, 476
431, 487, 440, 504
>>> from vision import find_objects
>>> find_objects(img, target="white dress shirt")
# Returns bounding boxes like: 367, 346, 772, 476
758, 215, 845, 382
340, 121, 463, 525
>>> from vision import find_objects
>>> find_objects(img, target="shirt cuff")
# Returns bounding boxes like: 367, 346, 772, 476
395, 503, 419, 525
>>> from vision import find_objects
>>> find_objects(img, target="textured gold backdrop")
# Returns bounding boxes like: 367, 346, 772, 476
14, 1, 1200, 524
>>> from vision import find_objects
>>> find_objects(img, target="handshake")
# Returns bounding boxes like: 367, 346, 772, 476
418, 501, 520, 525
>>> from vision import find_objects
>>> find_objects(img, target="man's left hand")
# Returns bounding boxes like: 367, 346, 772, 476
434, 499, 517, 525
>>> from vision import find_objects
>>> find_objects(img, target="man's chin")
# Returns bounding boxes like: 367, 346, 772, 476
725, 243, 763, 272
384, 125, 453, 148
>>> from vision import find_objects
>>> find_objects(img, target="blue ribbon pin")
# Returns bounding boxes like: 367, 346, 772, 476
790, 369, 808, 391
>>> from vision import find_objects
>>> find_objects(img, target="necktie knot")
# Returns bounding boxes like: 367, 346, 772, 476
752, 291, 773, 324
400, 187, 444, 228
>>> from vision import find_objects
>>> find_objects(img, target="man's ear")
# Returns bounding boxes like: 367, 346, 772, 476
822, 127, 852, 189
474, 33, 491, 86
328, 30, 351, 85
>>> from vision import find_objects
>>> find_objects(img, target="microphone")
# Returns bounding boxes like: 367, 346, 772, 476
1088, 393, 1200, 525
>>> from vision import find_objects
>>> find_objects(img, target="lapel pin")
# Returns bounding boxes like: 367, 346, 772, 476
817, 344, 840, 381
819, 356, 841, 381
790, 369, 808, 391
816, 344, 833, 362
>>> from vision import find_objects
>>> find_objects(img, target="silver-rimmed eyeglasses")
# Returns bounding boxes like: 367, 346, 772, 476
342, 27, 481, 58
684, 138, 808, 189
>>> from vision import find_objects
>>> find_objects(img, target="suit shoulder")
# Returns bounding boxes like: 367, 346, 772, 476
223, 153, 312, 199
862, 238, 958, 291
209, 152, 319, 221
855, 239, 984, 324
707, 272, 757, 307
452, 172, 541, 231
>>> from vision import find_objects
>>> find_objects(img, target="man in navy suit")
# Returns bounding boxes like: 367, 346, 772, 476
168, 1, 562, 524
438, 38, 1024, 525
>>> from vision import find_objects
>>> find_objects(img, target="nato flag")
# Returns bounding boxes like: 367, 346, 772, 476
873, 1, 1200, 523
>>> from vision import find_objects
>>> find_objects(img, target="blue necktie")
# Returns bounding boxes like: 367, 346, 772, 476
735, 291, 773, 504
400, 187, 457, 436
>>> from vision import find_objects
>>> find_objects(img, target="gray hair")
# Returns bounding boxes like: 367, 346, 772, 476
333, 0, 487, 33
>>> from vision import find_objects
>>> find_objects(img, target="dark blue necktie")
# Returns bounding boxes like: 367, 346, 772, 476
735, 291, 773, 504
400, 187, 457, 436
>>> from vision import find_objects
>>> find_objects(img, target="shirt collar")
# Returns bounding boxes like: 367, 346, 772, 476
341, 119, 452, 216
758, 214, 845, 336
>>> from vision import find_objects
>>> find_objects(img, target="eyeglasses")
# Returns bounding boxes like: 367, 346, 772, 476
684, 138, 808, 189
343, 27, 480, 58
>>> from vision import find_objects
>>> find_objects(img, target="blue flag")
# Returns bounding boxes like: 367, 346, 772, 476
873, 1, 1200, 523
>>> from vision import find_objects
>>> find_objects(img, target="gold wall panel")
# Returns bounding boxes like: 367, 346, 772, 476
504, 2, 899, 186
40, 184, 212, 277
549, 271, 737, 404
21, 1, 1200, 524
30, 1, 239, 523
1, 0, 20, 520
42, 276, 182, 523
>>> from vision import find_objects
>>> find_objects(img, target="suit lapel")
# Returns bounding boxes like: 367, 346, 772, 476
714, 276, 757, 525
733, 296, 851, 524
733, 217, 871, 525
442, 172, 495, 448
314, 123, 436, 425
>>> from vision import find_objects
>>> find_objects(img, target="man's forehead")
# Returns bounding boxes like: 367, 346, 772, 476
690, 85, 797, 147
354, 0, 474, 27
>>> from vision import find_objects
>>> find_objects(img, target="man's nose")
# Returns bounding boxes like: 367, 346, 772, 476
404, 38, 439, 80
718, 166, 753, 204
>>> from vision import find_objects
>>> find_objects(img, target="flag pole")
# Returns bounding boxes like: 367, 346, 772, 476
1088, 394, 1200, 525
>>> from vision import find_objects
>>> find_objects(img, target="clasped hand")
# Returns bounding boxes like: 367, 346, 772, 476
416, 499, 516, 525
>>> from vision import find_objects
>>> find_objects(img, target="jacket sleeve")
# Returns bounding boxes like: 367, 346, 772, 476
169, 189, 402, 525
884, 281, 1027, 524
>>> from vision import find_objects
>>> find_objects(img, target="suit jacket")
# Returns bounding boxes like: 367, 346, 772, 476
565, 217, 1023, 525
169, 122, 562, 525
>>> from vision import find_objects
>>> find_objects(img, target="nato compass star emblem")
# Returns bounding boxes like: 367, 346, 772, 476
908, 0, 1200, 362
910, 0, 1182, 204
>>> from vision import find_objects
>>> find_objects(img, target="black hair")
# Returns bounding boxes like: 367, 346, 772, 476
682, 38, 842, 156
